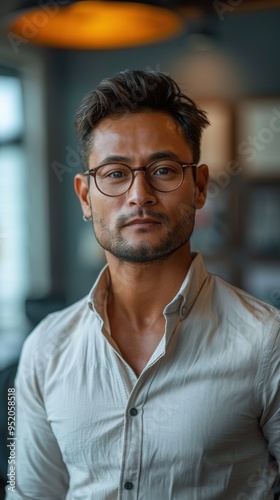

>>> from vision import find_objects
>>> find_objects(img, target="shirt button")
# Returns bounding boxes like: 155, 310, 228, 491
124, 481, 133, 490
129, 407, 138, 416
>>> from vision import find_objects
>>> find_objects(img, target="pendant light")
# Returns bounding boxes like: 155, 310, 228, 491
7, 1, 185, 50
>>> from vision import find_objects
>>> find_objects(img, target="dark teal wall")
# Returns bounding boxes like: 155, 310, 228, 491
44, 8, 280, 303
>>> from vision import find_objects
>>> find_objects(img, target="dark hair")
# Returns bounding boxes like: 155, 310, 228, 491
73, 69, 210, 169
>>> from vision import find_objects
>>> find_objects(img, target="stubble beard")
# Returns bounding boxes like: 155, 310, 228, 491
91, 205, 196, 264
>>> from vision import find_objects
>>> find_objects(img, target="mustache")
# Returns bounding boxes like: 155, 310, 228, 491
116, 209, 169, 228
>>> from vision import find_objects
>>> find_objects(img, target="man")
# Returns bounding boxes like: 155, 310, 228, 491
7, 70, 280, 499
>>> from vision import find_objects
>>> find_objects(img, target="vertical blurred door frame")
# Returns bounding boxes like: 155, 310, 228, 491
0, 44, 51, 367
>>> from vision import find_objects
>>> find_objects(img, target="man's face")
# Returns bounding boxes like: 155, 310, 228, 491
75, 111, 208, 264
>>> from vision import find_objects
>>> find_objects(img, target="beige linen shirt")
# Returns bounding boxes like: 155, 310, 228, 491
6, 253, 280, 500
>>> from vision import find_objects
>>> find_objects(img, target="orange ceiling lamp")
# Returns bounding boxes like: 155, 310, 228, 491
8, 1, 185, 50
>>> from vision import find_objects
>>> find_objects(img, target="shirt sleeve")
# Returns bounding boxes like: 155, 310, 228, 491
259, 321, 280, 478
5, 329, 69, 500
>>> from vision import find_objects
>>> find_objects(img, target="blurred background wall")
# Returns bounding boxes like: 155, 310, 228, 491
1, 0, 280, 370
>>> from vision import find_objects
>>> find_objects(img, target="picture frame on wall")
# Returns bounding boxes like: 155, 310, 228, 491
237, 98, 280, 177
245, 184, 280, 256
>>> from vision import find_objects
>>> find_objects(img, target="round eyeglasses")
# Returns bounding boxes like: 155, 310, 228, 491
84, 159, 197, 197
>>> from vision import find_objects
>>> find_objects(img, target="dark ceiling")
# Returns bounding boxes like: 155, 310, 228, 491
2, 0, 280, 19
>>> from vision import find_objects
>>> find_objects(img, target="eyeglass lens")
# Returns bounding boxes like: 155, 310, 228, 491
95, 160, 184, 196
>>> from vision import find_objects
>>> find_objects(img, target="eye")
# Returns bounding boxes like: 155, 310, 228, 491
97, 164, 130, 180
153, 166, 173, 176
108, 170, 126, 179
150, 162, 181, 177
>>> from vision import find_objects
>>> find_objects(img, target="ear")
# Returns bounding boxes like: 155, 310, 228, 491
74, 174, 92, 219
194, 164, 209, 209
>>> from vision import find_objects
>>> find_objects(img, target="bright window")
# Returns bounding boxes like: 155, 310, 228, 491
0, 73, 29, 363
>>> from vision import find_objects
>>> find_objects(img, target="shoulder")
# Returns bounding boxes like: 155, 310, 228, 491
20, 295, 95, 363
209, 272, 280, 340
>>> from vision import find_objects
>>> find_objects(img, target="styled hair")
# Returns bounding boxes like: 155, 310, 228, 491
73, 69, 210, 169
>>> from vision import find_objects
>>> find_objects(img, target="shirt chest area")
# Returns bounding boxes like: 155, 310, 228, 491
42, 333, 261, 474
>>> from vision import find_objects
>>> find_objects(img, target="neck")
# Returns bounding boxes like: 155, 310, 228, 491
106, 243, 192, 326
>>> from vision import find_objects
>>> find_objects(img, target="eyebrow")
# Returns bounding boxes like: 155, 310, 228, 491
97, 154, 131, 164
96, 151, 180, 165
148, 151, 180, 161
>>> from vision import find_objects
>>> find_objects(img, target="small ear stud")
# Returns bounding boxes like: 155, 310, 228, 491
83, 214, 92, 222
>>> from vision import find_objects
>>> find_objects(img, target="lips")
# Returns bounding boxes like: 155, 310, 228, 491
125, 218, 161, 226
117, 210, 168, 229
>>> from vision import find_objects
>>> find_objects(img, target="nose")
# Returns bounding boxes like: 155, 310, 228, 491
126, 170, 157, 207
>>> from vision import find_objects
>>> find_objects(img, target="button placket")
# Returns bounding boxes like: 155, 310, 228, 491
119, 366, 162, 498
119, 411, 141, 498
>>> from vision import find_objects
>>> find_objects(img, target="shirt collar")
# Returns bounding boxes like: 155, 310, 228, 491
87, 263, 111, 318
87, 252, 208, 321
163, 252, 208, 320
